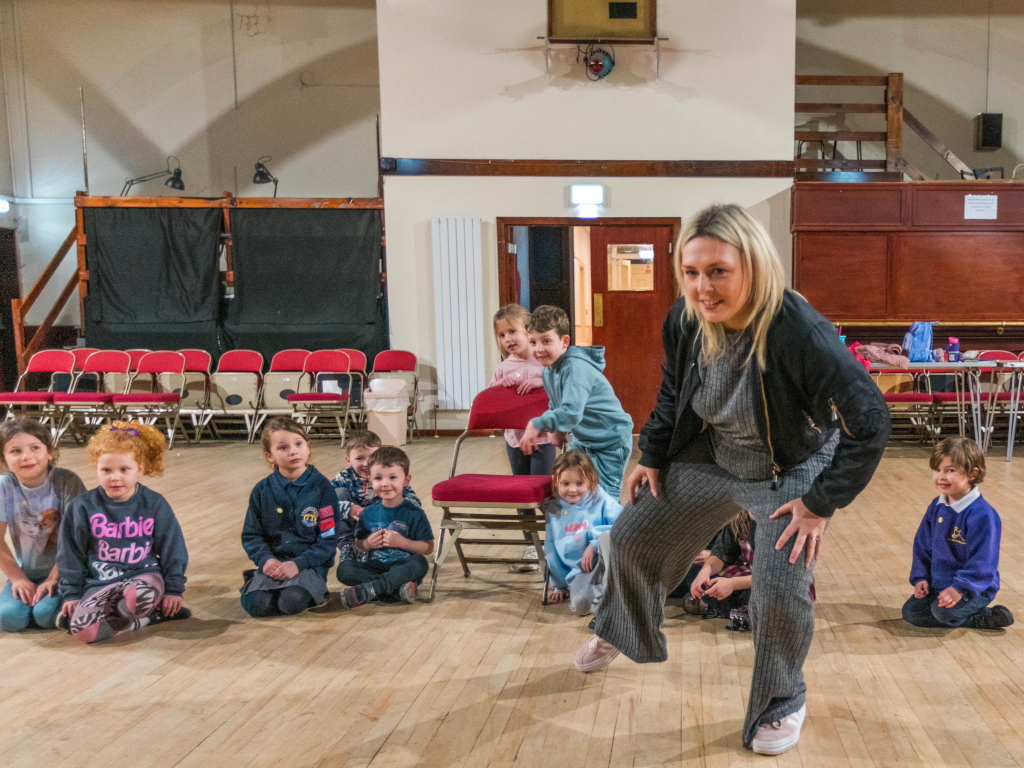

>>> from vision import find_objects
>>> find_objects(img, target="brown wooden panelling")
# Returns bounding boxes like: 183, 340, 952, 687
894, 233, 1024, 321
795, 75, 888, 86
795, 234, 889, 319
234, 197, 383, 209
76, 195, 383, 210
385, 159, 795, 177
792, 184, 905, 229
911, 185, 1024, 229
794, 103, 887, 114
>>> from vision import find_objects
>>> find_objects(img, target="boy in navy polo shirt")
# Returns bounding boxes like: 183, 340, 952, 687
338, 446, 433, 608
903, 437, 1013, 630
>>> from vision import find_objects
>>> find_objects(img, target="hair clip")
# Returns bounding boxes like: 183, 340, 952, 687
111, 426, 140, 436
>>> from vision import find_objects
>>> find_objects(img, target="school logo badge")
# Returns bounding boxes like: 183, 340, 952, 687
301, 507, 318, 527
949, 526, 967, 545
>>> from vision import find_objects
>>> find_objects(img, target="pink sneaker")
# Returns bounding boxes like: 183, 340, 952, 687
573, 635, 621, 672
751, 704, 806, 755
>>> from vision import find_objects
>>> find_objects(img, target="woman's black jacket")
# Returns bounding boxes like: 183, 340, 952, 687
637, 290, 891, 517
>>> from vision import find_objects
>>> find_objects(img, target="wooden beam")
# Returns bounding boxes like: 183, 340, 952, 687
793, 160, 887, 170
20, 271, 79, 367
795, 131, 888, 142
795, 103, 887, 114
897, 158, 929, 181
795, 171, 904, 182
233, 197, 383, 209
11, 298, 24, 374
19, 225, 76, 319
902, 108, 976, 179
75, 195, 232, 208
885, 73, 904, 173
383, 159, 795, 177
796, 75, 888, 86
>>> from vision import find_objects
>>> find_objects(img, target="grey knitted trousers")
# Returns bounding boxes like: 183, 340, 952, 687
593, 432, 836, 749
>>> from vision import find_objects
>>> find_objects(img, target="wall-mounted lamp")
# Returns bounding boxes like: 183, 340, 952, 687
569, 184, 605, 218
253, 156, 278, 197
121, 156, 184, 196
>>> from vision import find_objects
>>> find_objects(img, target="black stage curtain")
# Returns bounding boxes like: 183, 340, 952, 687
224, 208, 387, 364
82, 207, 222, 353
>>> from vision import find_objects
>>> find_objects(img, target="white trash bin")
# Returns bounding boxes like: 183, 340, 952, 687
364, 378, 410, 446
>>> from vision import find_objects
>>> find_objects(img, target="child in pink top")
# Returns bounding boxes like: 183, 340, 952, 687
490, 304, 555, 572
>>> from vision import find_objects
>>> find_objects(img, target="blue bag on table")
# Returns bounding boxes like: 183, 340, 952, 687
902, 322, 937, 363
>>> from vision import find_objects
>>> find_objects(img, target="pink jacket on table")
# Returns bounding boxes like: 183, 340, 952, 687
489, 354, 551, 449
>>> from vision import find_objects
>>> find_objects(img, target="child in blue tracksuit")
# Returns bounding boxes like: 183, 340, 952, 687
903, 437, 1013, 630
240, 417, 340, 617
518, 305, 633, 498
545, 451, 622, 615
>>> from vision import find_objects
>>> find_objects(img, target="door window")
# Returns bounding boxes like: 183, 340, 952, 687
607, 244, 654, 291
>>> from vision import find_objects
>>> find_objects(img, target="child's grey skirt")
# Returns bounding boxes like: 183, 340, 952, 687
240, 567, 329, 605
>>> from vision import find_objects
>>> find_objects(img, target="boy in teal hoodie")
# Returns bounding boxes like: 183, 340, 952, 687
519, 305, 633, 497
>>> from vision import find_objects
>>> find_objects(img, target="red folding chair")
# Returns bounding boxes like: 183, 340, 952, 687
288, 350, 352, 442
113, 351, 187, 447
0, 350, 77, 424
52, 351, 131, 440
338, 348, 368, 427
371, 350, 419, 438
428, 386, 552, 601
71, 348, 100, 371
873, 368, 934, 443
178, 349, 213, 442
978, 351, 1019, 450
256, 350, 311, 434
204, 350, 264, 443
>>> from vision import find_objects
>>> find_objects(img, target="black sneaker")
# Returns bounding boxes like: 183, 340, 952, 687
969, 605, 1015, 629
149, 606, 192, 625
57, 614, 70, 631
588, 617, 596, 630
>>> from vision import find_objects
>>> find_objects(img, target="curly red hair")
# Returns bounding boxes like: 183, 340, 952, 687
86, 421, 167, 476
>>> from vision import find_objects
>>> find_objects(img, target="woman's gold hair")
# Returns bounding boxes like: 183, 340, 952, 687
552, 450, 600, 497
86, 421, 166, 476
674, 203, 785, 368
492, 303, 532, 359
729, 510, 753, 541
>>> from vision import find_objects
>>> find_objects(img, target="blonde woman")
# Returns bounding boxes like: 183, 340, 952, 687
573, 204, 890, 755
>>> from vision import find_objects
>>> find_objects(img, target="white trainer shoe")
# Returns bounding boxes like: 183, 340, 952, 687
573, 635, 621, 672
509, 544, 539, 572
751, 704, 806, 755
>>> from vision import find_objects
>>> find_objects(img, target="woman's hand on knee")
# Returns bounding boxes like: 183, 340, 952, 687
627, 464, 660, 504
771, 496, 826, 567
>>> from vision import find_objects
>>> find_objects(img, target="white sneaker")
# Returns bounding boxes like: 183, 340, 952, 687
573, 635, 621, 672
509, 545, 539, 572
751, 705, 806, 755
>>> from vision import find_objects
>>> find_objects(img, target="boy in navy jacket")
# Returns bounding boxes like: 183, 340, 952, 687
903, 437, 1013, 630
338, 446, 433, 608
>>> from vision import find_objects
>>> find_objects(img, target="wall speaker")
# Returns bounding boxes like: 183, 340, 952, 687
976, 113, 1002, 151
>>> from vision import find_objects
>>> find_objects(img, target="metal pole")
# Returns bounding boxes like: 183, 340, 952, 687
79, 87, 89, 195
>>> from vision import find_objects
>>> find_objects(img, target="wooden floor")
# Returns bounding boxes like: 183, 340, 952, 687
2, 435, 1024, 768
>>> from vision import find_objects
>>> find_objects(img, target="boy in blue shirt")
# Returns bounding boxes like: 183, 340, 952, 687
903, 437, 1013, 630
518, 305, 633, 497
338, 446, 434, 607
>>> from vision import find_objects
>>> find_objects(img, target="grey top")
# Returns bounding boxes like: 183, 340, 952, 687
690, 331, 775, 482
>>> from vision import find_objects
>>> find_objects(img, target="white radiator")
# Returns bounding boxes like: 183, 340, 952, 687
431, 216, 485, 410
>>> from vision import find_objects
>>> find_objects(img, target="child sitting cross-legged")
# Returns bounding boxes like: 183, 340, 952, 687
903, 437, 1013, 630
338, 446, 433, 608
240, 417, 340, 617
332, 430, 421, 564
545, 451, 622, 614
686, 511, 755, 625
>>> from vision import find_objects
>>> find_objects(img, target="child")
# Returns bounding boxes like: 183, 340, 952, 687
518, 305, 633, 498
545, 451, 622, 615
0, 419, 86, 632
241, 417, 340, 617
903, 437, 1013, 630
57, 421, 190, 643
490, 304, 553, 572
338, 446, 434, 608
687, 512, 755, 623
332, 430, 421, 564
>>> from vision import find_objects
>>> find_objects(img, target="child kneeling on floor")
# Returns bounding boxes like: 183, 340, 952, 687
545, 451, 622, 614
338, 446, 433, 608
58, 422, 190, 642
240, 417, 340, 617
903, 437, 1013, 630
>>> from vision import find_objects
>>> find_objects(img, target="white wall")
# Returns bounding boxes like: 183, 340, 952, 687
796, 0, 1024, 180
0, 0, 380, 324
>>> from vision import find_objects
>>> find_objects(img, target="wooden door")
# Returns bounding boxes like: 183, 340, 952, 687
589, 225, 675, 432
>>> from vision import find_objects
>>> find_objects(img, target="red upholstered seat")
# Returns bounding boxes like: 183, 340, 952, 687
432, 474, 552, 505
53, 393, 116, 403
884, 393, 932, 403
932, 393, 965, 403
287, 392, 348, 402
0, 392, 55, 403
113, 393, 181, 404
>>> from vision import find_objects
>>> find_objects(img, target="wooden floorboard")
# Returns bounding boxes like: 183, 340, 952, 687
1, 436, 1023, 767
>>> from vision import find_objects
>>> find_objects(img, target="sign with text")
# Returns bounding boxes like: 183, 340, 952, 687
964, 194, 998, 220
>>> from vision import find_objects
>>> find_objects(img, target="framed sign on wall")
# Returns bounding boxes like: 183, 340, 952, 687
548, 0, 656, 42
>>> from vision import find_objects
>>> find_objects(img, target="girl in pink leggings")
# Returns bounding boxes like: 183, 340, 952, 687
57, 421, 190, 643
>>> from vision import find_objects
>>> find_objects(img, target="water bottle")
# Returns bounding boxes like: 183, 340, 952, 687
947, 337, 961, 363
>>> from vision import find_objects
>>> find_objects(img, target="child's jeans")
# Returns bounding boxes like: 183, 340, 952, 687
0, 577, 61, 632
337, 554, 429, 599
902, 591, 992, 628
506, 443, 556, 541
